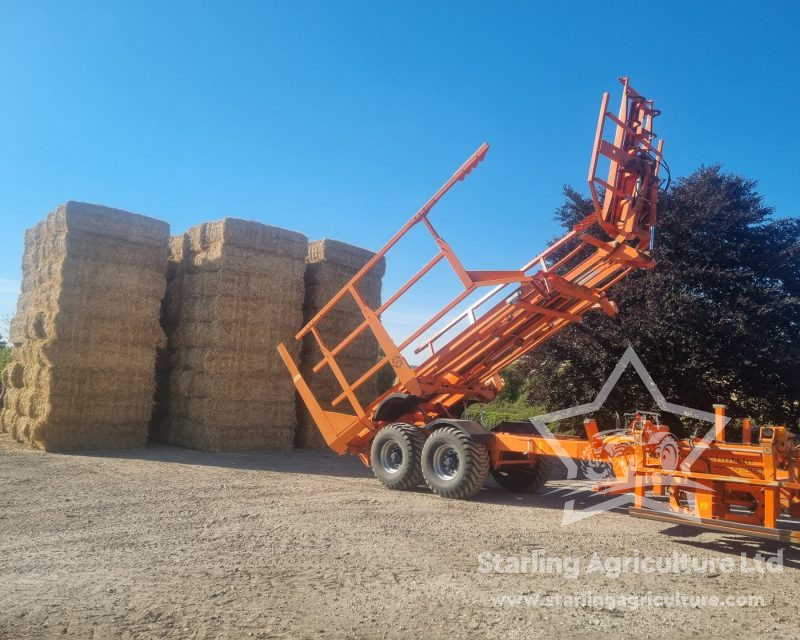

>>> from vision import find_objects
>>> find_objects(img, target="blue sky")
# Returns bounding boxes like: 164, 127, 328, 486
1, 1, 798, 346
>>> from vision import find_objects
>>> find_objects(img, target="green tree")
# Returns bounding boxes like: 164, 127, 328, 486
519, 166, 800, 432
0, 314, 13, 374
0, 342, 10, 375
463, 360, 545, 428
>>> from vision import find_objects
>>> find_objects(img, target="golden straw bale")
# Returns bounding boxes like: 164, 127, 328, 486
0, 201, 169, 450
155, 218, 306, 451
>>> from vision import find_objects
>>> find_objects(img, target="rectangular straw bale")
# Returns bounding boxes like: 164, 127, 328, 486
168, 396, 295, 429
295, 239, 385, 448
179, 270, 297, 301
12, 340, 159, 372
0, 201, 169, 451
174, 347, 285, 375
155, 218, 307, 451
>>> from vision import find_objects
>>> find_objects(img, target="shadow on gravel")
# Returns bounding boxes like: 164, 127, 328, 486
474, 485, 800, 558
72, 443, 582, 485
657, 525, 800, 565
473, 483, 629, 515
72, 443, 373, 479
469, 458, 629, 513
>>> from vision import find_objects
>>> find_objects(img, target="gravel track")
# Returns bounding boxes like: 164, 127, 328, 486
1, 434, 798, 639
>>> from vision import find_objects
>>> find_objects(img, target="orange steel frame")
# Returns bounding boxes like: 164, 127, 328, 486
278, 76, 663, 456
630, 429, 800, 543
278, 77, 800, 543
568, 408, 800, 543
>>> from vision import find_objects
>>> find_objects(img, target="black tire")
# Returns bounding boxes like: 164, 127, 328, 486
491, 455, 552, 493
370, 423, 426, 490
490, 421, 552, 493
421, 426, 490, 499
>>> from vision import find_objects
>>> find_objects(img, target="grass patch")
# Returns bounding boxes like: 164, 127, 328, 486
463, 395, 545, 429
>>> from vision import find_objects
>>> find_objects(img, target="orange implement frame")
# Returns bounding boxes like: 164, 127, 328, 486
278, 77, 664, 456
592, 408, 800, 544
539, 410, 800, 544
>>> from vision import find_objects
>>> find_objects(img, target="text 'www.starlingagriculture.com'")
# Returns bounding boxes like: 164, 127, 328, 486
489, 592, 768, 610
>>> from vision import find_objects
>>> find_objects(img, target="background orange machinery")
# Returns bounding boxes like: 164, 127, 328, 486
582, 407, 800, 543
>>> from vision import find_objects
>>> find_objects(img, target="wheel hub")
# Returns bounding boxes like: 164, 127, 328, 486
379, 441, 404, 474
432, 444, 460, 480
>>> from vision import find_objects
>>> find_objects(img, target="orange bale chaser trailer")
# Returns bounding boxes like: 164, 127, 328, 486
278, 78, 800, 543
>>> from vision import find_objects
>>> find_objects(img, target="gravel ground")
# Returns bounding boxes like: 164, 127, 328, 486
1, 432, 798, 639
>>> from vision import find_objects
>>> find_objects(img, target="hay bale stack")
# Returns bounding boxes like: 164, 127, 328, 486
158, 218, 307, 451
0, 201, 169, 450
296, 239, 385, 448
